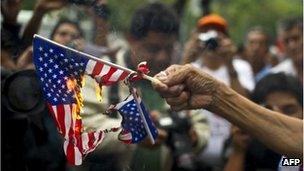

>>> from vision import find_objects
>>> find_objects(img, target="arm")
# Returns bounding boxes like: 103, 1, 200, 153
223, 150, 245, 171
21, 0, 67, 47
153, 64, 303, 158
210, 85, 303, 158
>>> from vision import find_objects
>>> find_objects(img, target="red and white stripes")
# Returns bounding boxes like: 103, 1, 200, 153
85, 60, 130, 86
47, 103, 105, 165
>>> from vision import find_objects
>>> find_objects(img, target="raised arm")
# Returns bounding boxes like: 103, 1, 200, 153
153, 64, 303, 158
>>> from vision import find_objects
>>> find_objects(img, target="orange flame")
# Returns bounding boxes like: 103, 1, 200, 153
94, 82, 103, 102
66, 76, 85, 134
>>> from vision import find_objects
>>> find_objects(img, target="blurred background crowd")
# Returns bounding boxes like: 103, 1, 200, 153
1, 0, 303, 171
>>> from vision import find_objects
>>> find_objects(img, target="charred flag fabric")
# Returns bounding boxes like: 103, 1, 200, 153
32, 35, 132, 165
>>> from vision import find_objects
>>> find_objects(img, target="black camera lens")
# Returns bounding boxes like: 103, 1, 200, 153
198, 30, 219, 51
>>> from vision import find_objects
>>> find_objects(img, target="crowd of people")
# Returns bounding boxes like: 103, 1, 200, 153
1, 0, 303, 171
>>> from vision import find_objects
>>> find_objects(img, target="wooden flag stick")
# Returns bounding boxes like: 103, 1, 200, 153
34, 34, 166, 87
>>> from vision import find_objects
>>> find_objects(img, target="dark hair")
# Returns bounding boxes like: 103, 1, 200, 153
251, 73, 303, 106
245, 26, 269, 44
130, 2, 180, 39
278, 17, 303, 32
50, 19, 84, 40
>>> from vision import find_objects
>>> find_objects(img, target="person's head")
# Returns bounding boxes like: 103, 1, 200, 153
50, 19, 84, 45
196, 14, 230, 69
244, 26, 269, 73
252, 73, 303, 119
128, 2, 179, 75
277, 17, 303, 65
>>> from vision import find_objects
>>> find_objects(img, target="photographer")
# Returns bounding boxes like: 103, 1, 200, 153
182, 14, 255, 169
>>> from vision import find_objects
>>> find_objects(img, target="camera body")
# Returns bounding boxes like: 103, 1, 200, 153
198, 30, 219, 51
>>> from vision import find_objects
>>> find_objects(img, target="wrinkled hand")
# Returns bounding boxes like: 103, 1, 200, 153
1, 0, 23, 24
153, 64, 221, 111
35, 0, 67, 13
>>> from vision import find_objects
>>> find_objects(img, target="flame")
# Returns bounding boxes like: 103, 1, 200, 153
66, 77, 85, 134
94, 82, 103, 102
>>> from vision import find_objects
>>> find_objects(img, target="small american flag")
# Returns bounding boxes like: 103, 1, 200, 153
32, 35, 131, 165
115, 94, 158, 144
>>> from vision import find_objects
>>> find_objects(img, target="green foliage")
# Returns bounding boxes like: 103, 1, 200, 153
21, 0, 302, 45
212, 0, 303, 44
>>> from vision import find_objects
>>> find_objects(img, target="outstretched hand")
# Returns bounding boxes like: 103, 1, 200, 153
153, 64, 222, 111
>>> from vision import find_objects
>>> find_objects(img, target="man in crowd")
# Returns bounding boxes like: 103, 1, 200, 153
242, 26, 278, 82
223, 73, 302, 171
182, 14, 254, 169
271, 17, 303, 83
79, 2, 209, 171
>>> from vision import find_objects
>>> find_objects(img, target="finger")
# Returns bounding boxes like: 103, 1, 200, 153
159, 84, 185, 98
164, 64, 182, 76
170, 102, 188, 111
162, 64, 193, 87
166, 91, 189, 106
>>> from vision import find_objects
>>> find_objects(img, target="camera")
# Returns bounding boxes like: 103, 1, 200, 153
158, 111, 198, 171
198, 30, 219, 51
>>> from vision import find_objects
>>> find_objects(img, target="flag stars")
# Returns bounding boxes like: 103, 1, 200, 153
48, 69, 53, 73
53, 97, 57, 102
59, 70, 64, 75
47, 93, 51, 97
39, 57, 43, 61
44, 63, 48, 67
44, 53, 48, 57
54, 64, 59, 69
49, 59, 53, 63
49, 49, 54, 53
57, 80, 61, 84
39, 47, 43, 51
52, 74, 57, 79
40, 78, 44, 82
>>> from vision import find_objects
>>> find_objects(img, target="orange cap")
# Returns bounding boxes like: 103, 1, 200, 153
197, 14, 228, 33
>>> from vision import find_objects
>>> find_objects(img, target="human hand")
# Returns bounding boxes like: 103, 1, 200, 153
1, 0, 23, 24
153, 64, 222, 111
17, 46, 34, 70
35, 0, 67, 14
231, 125, 251, 152
216, 37, 237, 66
71, 38, 85, 52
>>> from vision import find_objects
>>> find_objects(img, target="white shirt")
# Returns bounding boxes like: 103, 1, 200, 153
192, 58, 255, 166
192, 58, 255, 91
270, 59, 297, 77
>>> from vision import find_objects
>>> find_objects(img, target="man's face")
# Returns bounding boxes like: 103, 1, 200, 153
245, 31, 268, 61
264, 91, 302, 119
280, 26, 303, 64
129, 31, 177, 75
